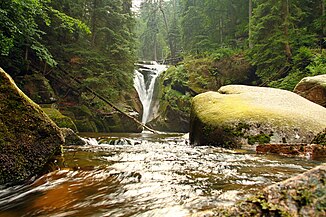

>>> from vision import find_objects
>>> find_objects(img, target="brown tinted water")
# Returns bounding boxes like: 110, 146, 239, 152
0, 132, 323, 217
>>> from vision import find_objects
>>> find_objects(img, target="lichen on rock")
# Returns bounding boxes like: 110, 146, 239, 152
0, 68, 64, 185
190, 85, 326, 147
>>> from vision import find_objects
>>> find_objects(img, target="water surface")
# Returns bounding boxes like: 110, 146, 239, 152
0, 133, 322, 217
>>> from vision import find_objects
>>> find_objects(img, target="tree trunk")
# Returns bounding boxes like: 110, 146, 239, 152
322, 0, 325, 36
91, 0, 98, 47
282, 0, 292, 61
154, 33, 157, 61
219, 17, 223, 44
249, 0, 253, 49
159, 0, 176, 58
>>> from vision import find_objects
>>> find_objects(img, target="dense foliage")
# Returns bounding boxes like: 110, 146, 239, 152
0, 0, 136, 102
137, 0, 325, 89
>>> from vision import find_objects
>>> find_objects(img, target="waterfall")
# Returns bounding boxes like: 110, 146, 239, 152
134, 61, 166, 123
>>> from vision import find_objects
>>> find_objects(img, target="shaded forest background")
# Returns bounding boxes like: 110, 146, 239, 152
0, 0, 325, 132
137, 0, 325, 89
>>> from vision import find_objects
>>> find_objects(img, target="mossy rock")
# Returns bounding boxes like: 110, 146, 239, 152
0, 68, 64, 185
211, 163, 326, 216
148, 105, 189, 133
312, 129, 326, 146
75, 119, 98, 132
190, 85, 326, 148
63, 105, 93, 119
101, 112, 142, 133
42, 107, 77, 131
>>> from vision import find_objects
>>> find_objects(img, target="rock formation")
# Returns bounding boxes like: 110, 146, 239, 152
0, 68, 64, 185
294, 74, 326, 107
190, 85, 326, 148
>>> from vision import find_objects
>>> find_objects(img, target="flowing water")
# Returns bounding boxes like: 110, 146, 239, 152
134, 62, 167, 123
0, 133, 323, 217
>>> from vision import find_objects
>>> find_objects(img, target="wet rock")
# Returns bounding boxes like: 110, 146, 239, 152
190, 85, 326, 148
61, 128, 86, 146
101, 110, 143, 133
213, 163, 326, 217
294, 74, 326, 107
0, 68, 64, 185
148, 105, 189, 133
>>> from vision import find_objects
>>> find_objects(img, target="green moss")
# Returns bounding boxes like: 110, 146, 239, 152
312, 129, 326, 146
247, 195, 292, 217
247, 133, 271, 145
75, 119, 98, 132
42, 108, 77, 131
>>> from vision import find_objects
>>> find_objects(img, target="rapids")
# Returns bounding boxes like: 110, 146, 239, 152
0, 133, 322, 217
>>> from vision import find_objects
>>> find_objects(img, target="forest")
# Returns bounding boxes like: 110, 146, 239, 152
0, 0, 325, 132
0, 1, 326, 216
137, 0, 325, 89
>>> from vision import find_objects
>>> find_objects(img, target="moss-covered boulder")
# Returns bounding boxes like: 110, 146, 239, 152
190, 85, 326, 148
0, 68, 64, 185
294, 74, 326, 107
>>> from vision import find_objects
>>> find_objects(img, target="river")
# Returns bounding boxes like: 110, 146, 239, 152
0, 132, 323, 217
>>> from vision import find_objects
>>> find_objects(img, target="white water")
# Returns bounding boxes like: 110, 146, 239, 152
134, 61, 166, 123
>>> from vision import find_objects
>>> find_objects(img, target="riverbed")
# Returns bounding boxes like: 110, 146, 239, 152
0, 133, 323, 217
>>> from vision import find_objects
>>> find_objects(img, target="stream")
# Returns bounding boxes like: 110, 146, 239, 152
0, 132, 323, 217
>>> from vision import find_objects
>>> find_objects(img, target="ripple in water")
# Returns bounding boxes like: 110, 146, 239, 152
0, 133, 322, 217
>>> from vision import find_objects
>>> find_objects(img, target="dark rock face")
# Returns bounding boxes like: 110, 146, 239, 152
0, 68, 64, 185
294, 74, 326, 107
16, 73, 57, 104
148, 105, 189, 133
61, 105, 142, 133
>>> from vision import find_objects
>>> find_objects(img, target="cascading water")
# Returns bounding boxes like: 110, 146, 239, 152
134, 61, 167, 123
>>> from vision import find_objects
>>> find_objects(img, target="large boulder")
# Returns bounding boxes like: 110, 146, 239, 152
0, 68, 64, 185
294, 74, 326, 107
190, 85, 326, 148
